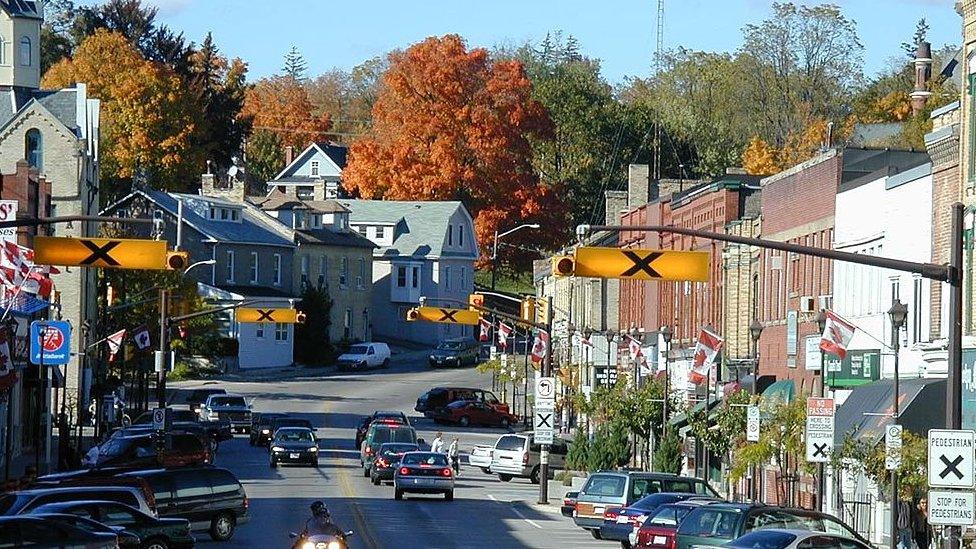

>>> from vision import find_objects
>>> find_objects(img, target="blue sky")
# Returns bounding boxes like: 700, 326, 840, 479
140, 0, 960, 84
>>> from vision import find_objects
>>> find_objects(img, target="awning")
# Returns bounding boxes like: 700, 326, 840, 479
669, 396, 721, 428
832, 377, 946, 451
760, 379, 795, 406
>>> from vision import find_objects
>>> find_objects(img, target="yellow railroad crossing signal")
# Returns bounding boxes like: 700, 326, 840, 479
556, 247, 709, 281
406, 306, 480, 325
237, 308, 300, 323
34, 236, 169, 270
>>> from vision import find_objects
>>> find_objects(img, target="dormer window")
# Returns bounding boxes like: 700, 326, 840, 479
208, 206, 242, 222
19, 36, 30, 67
310, 161, 319, 177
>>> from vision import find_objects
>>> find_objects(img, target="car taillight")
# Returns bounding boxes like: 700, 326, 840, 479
399, 467, 410, 475
603, 507, 621, 521
365, 446, 373, 455
521, 452, 528, 465
377, 458, 389, 467
243, 495, 249, 509
440, 468, 452, 477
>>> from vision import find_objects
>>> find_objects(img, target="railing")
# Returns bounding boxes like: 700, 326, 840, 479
841, 492, 876, 541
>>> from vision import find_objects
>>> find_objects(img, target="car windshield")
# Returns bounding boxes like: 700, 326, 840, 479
348, 345, 368, 354
275, 430, 314, 443
678, 508, 742, 538
211, 397, 245, 407
647, 505, 688, 527
729, 531, 798, 549
495, 435, 525, 452
436, 341, 464, 350
582, 475, 626, 497
632, 493, 686, 510
381, 444, 418, 457
402, 453, 449, 466
98, 437, 133, 457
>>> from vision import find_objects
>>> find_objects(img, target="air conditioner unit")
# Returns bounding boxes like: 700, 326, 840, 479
818, 295, 833, 311
799, 296, 816, 313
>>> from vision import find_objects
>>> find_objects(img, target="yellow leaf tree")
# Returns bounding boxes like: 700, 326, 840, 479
742, 136, 779, 176
43, 29, 201, 202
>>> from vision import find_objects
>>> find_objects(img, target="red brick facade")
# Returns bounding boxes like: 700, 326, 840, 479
1, 159, 51, 245
619, 201, 664, 332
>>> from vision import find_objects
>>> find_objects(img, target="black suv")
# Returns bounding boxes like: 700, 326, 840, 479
117, 466, 249, 542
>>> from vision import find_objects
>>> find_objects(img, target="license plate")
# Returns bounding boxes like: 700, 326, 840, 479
290, 453, 299, 459
413, 479, 420, 484
654, 536, 668, 545
616, 516, 629, 524
594, 507, 604, 515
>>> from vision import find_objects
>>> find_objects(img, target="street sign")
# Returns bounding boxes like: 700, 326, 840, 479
805, 397, 834, 463
929, 490, 976, 525
536, 377, 556, 403
928, 429, 976, 488
237, 308, 299, 323
534, 404, 555, 445
564, 247, 709, 281
407, 306, 480, 325
746, 405, 760, 442
152, 407, 166, 431
29, 320, 71, 365
33, 236, 168, 270
885, 424, 903, 470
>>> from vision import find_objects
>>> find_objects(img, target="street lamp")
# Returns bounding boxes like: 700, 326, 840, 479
491, 223, 540, 291
661, 325, 672, 435
629, 325, 641, 387
887, 298, 908, 549
748, 320, 762, 504
182, 259, 216, 278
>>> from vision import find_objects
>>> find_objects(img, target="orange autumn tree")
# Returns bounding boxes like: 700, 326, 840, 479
43, 29, 201, 200
344, 35, 568, 269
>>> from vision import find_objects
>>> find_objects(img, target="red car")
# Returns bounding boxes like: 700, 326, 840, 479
437, 400, 517, 427
635, 501, 717, 549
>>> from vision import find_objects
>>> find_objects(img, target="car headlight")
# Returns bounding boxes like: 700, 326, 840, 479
327, 541, 342, 549
309, 446, 318, 452
271, 446, 284, 452
445, 356, 456, 360
261, 429, 269, 434
301, 542, 315, 549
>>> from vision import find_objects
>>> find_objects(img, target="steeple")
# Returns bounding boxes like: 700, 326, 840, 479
0, 0, 41, 91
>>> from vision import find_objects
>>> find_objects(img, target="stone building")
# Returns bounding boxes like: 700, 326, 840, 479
925, 100, 961, 339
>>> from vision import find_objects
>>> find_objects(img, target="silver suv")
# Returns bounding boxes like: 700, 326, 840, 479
490, 432, 568, 484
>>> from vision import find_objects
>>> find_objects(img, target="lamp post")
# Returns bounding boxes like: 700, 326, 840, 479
661, 326, 672, 435
815, 310, 828, 513
491, 223, 539, 291
629, 326, 641, 388
748, 320, 763, 503
888, 299, 908, 549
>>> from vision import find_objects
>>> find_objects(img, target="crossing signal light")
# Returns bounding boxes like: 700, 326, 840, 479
166, 251, 190, 271
553, 256, 575, 277
296, 311, 307, 324
106, 284, 115, 307
468, 293, 484, 310
406, 308, 420, 321
521, 297, 536, 322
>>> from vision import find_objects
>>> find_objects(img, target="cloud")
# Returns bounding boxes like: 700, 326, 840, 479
143, 0, 192, 17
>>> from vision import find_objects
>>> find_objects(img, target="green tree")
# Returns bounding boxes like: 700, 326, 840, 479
836, 430, 927, 500
283, 45, 308, 81
245, 130, 284, 185
730, 397, 810, 504
586, 421, 631, 471
901, 18, 930, 58
189, 33, 250, 169
654, 430, 683, 474
294, 285, 333, 366
566, 429, 590, 471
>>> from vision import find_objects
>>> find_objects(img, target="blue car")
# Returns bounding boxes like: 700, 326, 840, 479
599, 493, 716, 545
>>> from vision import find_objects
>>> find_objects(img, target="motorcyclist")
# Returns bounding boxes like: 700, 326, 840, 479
303, 501, 344, 539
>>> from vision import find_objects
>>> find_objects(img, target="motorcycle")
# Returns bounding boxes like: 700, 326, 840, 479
288, 530, 354, 549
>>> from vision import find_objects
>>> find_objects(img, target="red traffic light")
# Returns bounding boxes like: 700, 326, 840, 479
296, 311, 307, 324
166, 251, 189, 271
553, 256, 575, 276
406, 308, 419, 321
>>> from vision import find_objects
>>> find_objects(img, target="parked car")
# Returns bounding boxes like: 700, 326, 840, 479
393, 451, 454, 501
185, 387, 226, 415
88, 432, 209, 469
361, 423, 421, 477
428, 338, 481, 367
561, 491, 579, 518
727, 529, 872, 549
600, 493, 717, 547
33, 512, 142, 548
200, 394, 251, 433
116, 466, 248, 542
434, 399, 517, 427
270, 427, 319, 468
336, 342, 391, 371
574, 472, 719, 538
468, 444, 493, 474
416, 387, 507, 418
355, 411, 409, 449
674, 504, 868, 549
370, 443, 420, 485
250, 412, 289, 446
0, 515, 120, 548
0, 485, 156, 517
132, 407, 233, 451
112, 422, 222, 455
490, 432, 568, 484
634, 500, 719, 549
32, 500, 195, 549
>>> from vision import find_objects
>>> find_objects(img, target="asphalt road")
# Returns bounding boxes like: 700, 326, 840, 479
176, 352, 607, 549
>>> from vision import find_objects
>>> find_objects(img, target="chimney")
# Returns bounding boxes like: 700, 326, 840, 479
604, 190, 628, 226
627, 164, 650, 208
911, 41, 933, 115
200, 172, 244, 203
285, 146, 295, 166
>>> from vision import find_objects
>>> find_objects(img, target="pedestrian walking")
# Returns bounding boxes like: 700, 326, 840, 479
430, 432, 444, 454
912, 498, 931, 549
897, 498, 916, 549
448, 437, 460, 476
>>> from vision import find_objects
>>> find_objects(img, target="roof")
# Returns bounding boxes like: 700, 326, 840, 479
251, 191, 350, 213
0, 0, 41, 19
273, 142, 347, 181
0, 88, 80, 136
833, 377, 946, 450
339, 199, 478, 260
296, 228, 375, 249
314, 141, 347, 169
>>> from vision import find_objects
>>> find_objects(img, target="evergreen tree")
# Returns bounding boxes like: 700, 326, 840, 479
246, 130, 284, 185
283, 45, 308, 81
653, 431, 684, 474
901, 18, 929, 57
190, 33, 249, 169
295, 284, 334, 366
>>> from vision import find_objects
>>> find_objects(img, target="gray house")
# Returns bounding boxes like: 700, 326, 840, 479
103, 174, 298, 370
267, 142, 346, 200
339, 200, 479, 345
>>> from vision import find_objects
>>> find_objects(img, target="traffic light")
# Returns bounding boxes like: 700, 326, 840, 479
536, 298, 549, 322
106, 284, 115, 307
166, 251, 190, 271
552, 255, 575, 277
296, 311, 307, 324
468, 293, 484, 310
406, 308, 420, 321
521, 297, 536, 322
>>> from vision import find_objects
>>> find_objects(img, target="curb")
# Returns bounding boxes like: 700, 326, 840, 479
512, 499, 562, 515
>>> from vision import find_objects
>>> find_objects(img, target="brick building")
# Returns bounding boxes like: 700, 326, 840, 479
925, 101, 961, 339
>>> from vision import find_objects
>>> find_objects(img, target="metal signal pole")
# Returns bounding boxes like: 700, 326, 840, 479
538, 295, 553, 505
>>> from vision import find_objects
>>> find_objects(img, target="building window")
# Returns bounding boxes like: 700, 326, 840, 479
445, 266, 452, 290
256, 323, 265, 339
318, 256, 327, 288
362, 309, 369, 340
274, 322, 288, 341
343, 309, 352, 339
301, 255, 309, 287
250, 252, 258, 283
459, 267, 465, 288
339, 256, 348, 287
19, 36, 30, 66
396, 266, 407, 288
376, 226, 385, 239
357, 258, 365, 289
25, 129, 41, 170
458, 225, 464, 246
231, 209, 239, 221
412, 266, 420, 289
225, 250, 235, 283
273, 254, 281, 286
912, 277, 923, 344
448, 225, 453, 246
310, 161, 319, 177
221, 208, 229, 220
0, 37, 6, 65
357, 225, 367, 236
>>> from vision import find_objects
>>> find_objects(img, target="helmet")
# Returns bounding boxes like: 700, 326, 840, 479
311, 501, 329, 518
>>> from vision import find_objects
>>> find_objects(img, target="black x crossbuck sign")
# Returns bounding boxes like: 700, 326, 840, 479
940, 455, 965, 480
33, 236, 169, 270
410, 306, 480, 325
255, 309, 275, 322
535, 411, 553, 429
812, 443, 829, 459
80, 240, 122, 266
620, 251, 663, 278
437, 309, 458, 322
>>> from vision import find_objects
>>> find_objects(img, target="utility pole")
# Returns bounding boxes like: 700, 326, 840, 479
538, 295, 553, 505
156, 289, 168, 408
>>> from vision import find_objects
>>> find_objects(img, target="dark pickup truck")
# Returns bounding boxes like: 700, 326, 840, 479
200, 394, 251, 433
131, 409, 233, 453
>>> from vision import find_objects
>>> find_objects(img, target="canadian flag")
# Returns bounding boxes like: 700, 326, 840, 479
820, 310, 856, 359
478, 318, 491, 342
627, 335, 643, 361
106, 329, 126, 362
0, 242, 54, 298
689, 328, 724, 385
578, 332, 593, 347
0, 327, 11, 377
497, 322, 512, 350
531, 330, 549, 363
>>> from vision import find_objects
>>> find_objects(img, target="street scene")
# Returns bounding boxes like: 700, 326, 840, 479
1, 0, 976, 548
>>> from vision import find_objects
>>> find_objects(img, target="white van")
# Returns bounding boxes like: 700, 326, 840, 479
490, 431, 568, 484
336, 342, 391, 371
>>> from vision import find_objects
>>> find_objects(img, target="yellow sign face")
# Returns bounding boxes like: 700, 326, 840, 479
574, 247, 709, 281
34, 236, 169, 270
237, 308, 299, 323
414, 306, 480, 325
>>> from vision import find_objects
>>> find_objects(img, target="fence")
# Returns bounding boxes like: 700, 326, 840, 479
841, 491, 876, 542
